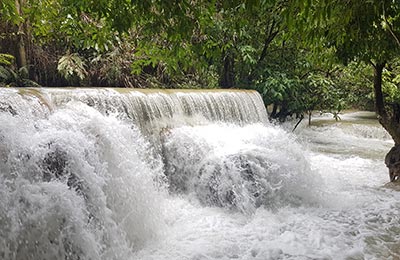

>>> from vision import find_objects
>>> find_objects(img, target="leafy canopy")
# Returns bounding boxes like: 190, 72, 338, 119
288, 0, 400, 64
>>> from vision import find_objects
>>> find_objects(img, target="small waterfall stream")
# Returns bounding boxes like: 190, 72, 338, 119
0, 88, 399, 260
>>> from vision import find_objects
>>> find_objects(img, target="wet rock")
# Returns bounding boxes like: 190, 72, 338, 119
0, 101, 17, 116
42, 148, 68, 181
385, 145, 400, 182
42, 145, 83, 195
194, 153, 272, 211
383, 181, 400, 191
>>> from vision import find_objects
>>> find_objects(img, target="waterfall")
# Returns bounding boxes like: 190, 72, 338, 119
2, 88, 394, 260
0, 87, 280, 260
3, 88, 268, 132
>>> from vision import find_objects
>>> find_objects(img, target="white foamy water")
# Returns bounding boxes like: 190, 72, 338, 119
0, 101, 165, 260
1, 89, 399, 260
135, 112, 400, 260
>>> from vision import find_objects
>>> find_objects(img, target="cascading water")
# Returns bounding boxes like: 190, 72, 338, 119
0, 88, 399, 260
161, 124, 319, 214
0, 94, 166, 259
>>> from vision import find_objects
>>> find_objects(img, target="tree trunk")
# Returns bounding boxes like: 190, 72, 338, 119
270, 103, 278, 118
16, 31, 27, 69
219, 50, 234, 89
15, 0, 27, 69
277, 102, 289, 122
374, 62, 386, 119
373, 61, 400, 181
373, 62, 400, 144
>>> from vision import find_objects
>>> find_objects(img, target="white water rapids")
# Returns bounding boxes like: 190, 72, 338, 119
0, 88, 399, 260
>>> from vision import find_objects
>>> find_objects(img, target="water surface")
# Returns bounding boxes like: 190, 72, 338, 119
0, 89, 398, 260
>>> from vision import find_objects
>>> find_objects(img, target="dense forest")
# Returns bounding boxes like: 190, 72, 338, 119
1, 0, 400, 127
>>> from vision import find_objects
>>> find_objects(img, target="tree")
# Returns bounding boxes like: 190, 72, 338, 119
0, 0, 27, 70
1, 0, 134, 86
202, 0, 284, 88
288, 0, 400, 181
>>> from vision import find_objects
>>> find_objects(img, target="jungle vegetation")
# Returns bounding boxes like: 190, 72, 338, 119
1, 0, 400, 128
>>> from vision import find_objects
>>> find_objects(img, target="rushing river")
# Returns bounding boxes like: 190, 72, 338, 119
0, 89, 399, 260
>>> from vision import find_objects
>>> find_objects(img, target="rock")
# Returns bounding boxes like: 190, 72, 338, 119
385, 145, 400, 182
0, 101, 17, 116
42, 148, 68, 181
42, 145, 84, 195
383, 181, 400, 191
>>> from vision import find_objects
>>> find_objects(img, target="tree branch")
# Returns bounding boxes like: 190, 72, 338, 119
382, 1, 400, 48
257, 19, 279, 65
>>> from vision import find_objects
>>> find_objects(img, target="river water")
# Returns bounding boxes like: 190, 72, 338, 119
135, 112, 400, 260
0, 89, 399, 260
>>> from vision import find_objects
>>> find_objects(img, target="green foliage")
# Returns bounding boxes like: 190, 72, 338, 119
382, 58, 400, 104
283, 0, 400, 127
1, 0, 395, 124
303, 73, 345, 114
288, 0, 400, 63
0, 0, 22, 24
0, 65, 16, 85
57, 53, 87, 80
253, 66, 349, 121
255, 72, 299, 109
334, 62, 374, 110
0, 54, 14, 66
0, 65, 41, 88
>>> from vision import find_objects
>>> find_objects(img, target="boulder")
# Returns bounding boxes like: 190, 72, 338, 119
385, 145, 400, 182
